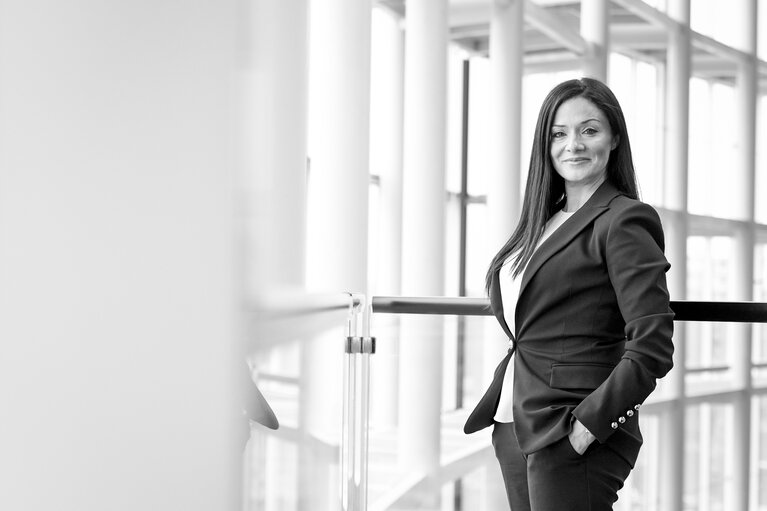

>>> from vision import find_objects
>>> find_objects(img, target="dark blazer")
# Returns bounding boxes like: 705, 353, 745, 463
464, 181, 674, 465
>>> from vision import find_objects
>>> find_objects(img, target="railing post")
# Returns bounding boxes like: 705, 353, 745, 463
341, 295, 375, 511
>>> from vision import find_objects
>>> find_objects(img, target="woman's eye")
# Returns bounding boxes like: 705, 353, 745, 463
551, 131, 565, 139
582, 127, 598, 135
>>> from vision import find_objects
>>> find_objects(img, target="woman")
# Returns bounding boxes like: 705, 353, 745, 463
464, 78, 674, 510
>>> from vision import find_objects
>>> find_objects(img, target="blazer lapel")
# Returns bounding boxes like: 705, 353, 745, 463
516, 181, 621, 304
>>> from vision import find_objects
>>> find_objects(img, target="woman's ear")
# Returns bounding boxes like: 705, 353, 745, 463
611, 135, 620, 151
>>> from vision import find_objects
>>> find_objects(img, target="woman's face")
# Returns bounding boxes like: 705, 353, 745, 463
549, 96, 618, 189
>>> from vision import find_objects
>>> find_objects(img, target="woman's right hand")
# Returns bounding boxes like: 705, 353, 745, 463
568, 418, 596, 455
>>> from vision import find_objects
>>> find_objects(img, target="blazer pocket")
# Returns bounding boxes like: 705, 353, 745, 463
550, 363, 614, 390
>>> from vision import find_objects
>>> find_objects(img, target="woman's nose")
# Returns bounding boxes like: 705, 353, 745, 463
566, 137, 585, 152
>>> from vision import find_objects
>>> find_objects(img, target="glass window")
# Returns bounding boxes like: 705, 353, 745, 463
686, 236, 736, 388
760, 4, 767, 61
753, 243, 767, 375
633, 61, 662, 206
368, 181, 381, 293
688, 80, 738, 219
466, 202, 490, 297
690, 0, 740, 50
756, 95, 767, 224
608, 53, 662, 206
446, 45, 467, 194
754, 396, 767, 509
616, 413, 661, 510
445, 195, 461, 296
467, 57, 491, 197
684, 403, 735, 510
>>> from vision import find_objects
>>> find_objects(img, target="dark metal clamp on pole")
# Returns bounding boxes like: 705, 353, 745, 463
345, 336, 376, 355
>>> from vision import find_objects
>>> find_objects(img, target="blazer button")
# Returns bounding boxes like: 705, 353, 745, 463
618, 416, 626, 424
611, 422, 619, 430
626, 410, 635, 418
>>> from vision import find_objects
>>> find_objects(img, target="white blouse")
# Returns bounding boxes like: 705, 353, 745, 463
494, 209, 574, 423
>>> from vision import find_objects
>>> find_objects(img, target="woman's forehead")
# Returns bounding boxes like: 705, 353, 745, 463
552, 96, 607, 123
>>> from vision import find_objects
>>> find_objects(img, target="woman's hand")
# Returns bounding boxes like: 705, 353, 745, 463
568, 418, 597, 455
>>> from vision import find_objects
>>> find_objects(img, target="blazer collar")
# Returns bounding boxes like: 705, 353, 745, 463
518, 180, 621, 301
490, 180, 623, 337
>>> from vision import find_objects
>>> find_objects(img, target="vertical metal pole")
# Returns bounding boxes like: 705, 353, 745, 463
341, 305, 357, 511
457, 58, 470, 410
454, 57, 471, 511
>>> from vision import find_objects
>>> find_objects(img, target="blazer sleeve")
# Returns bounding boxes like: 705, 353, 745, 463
572, 201, 675, 443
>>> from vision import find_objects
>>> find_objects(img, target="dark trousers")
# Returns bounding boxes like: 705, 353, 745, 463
492, 422, 632, 511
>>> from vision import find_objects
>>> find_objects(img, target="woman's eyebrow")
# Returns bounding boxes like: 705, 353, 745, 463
551, 118, 603, 128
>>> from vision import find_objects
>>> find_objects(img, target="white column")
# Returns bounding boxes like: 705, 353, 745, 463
306, 0, 371, 295
664, 0, 691, 214
482, 4, 525, 508
733, 0, 758, 223
731, 2, 757, 509
305, 1, 372, 509
580, 0, 609, 81
488, 0, 523, 249
247, 1, 311, 510
398, 0, 448, 483
249, 0, 309, 295
0, 2, 241, 510
660, 1, 691, 509
370, 8, 405, 429
732, 0, 757, 226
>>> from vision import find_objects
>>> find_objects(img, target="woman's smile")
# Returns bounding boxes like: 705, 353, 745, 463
562, 157, 590, 164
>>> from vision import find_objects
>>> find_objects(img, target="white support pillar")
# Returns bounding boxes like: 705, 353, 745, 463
661, 1, 691, 509
580, 0, 609, 81
664, 0, 691, 214
249, 0, 309, 296
305, 1, 372, 509
733, 0, 758, 224
247, 1, 311, 509
0, 2, 241, 510
306, 0, 371, 295
398, 0, 448, 487
370, 8, 405, 429
482, 3, 525, 508
731, 2, 757, 509
488, 0, 523, 250
372, 11, 405, 298
485, 0, 524, 400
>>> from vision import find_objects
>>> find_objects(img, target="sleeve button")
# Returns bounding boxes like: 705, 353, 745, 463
626, 410, 634, 417
611, 422, 619, 430
634, 404, 641, 411
618, 416, 626, 424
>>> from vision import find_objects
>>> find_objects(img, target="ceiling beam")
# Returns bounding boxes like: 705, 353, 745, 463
524, 0, 586, 54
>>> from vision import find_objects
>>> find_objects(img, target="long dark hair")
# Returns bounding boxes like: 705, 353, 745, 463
485, 77, 639, 294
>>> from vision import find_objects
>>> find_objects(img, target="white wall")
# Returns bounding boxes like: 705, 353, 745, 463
0, 1, 242, 509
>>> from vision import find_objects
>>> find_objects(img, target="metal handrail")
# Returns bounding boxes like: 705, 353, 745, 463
253, 291, 362, 318
371, 296, 767, 323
